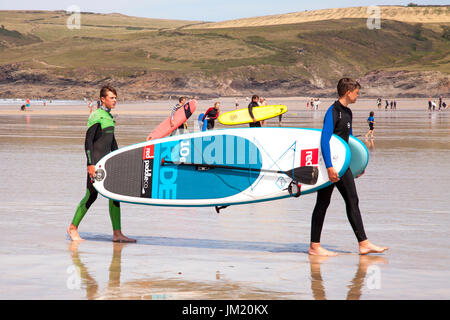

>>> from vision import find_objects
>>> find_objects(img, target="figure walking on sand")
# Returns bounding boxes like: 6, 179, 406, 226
365, 111, 375, 140
67, 86, 136, 243
309, 78, 388, 256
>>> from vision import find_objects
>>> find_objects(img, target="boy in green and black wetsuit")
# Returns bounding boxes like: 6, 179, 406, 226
67, 86, 136, 243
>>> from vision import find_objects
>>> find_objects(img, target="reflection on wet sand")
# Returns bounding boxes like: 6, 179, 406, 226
68, 242, 293, 300
364, 138, 375, 150
309, 255, 388, 300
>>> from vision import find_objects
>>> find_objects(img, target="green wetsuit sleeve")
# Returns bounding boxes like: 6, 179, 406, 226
85, 123, 99, 165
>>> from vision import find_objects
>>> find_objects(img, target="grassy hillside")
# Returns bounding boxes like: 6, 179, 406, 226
0, 8, 449, 99
191, 6, 450, 29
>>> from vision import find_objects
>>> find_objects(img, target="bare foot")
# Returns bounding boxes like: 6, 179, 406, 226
113, 230, 136, 243
359, 240, 388, 255
309, 243, 338, 256
67, 224, 84, 241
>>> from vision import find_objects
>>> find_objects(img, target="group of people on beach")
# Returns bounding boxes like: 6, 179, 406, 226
428, 96, 447, 111
307, 98, 321, 110
377, 98, 397, 110
68, 78, 388, 256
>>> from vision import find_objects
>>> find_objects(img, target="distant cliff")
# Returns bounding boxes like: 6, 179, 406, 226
0, 8, 449, 100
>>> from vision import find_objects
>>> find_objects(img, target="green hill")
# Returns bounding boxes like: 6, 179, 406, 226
0, 9, 448, 99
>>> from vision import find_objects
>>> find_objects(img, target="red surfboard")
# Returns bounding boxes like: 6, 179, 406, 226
147, 99, 197, 140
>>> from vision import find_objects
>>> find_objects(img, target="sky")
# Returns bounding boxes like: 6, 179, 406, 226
0, 0, 448, 21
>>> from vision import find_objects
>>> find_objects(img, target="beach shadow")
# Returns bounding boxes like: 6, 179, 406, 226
77, 232, 349, 254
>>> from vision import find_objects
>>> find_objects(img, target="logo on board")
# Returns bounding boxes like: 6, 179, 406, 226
301, 148, 319, 167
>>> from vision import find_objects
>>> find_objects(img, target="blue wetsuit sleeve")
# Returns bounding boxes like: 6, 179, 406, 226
321, 107, 334, 168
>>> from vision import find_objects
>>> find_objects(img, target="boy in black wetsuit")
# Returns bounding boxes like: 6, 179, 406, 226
248, 95, 261, 127
309, 78, 388, 256
67, 86, 136, 243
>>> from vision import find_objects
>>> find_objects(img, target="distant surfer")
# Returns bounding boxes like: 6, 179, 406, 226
309, 78, 388, 256
170, 97, 187, 135
67, 85, 136, 243
248, 95, 261, 127
364, 111, 375, 140
88, 100, 94, 114
202, 102, 220, 130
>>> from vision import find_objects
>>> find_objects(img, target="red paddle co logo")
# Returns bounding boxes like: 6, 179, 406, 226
142, 145, 155, 160
301, 148, 318, 167
141, 145, 155, 198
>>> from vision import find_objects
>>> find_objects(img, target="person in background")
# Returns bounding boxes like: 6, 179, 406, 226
88, 100, 95, 114
248, 95, 261, 127
365, 111, 375, 140
202, 102, 220, 130
170, 97, 187, 135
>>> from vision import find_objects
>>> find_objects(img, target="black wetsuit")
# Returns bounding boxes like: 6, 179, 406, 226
311, 100, 368, 243
248, 101, 261, 127
202, 107, 219, 130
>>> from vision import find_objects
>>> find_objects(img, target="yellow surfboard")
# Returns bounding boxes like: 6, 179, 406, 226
218, 105, 288, 125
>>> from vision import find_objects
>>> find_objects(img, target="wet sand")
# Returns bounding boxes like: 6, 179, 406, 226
0, 97, 449, 300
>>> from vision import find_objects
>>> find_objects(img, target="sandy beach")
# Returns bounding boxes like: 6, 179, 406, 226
0, 97, 449, 300
0, 97, 443, 116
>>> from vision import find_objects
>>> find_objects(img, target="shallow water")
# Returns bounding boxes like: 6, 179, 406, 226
0, 99, 449, 300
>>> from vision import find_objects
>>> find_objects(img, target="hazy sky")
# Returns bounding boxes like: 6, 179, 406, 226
1, 0, 448, 21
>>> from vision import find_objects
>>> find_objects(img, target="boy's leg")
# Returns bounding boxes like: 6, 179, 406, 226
335, 169, 368, 242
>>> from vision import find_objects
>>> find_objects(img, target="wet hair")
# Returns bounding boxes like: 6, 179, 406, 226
252, 95, 259, 101
100, 85, 117, 99
179, 96, 186, 103
370, 111, 374, 116
337, 78, 361, 97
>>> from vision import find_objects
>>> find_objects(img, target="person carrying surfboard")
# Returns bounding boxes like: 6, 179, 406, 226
248, 95, 261, 127
170, 97, 187, 134
309, 78, 388, 256
202, 102, 220, 130
67, 85, 136, 243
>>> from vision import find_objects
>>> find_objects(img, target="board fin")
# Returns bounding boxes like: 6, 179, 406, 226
215, 206, 228, 213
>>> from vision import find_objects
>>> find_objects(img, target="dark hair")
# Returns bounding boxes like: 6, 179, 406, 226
337, 78, 361, 97
100, 85, 117, 99
370, 111, 374, 116
252, 95, 259, 101
179, 96, 186, 103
